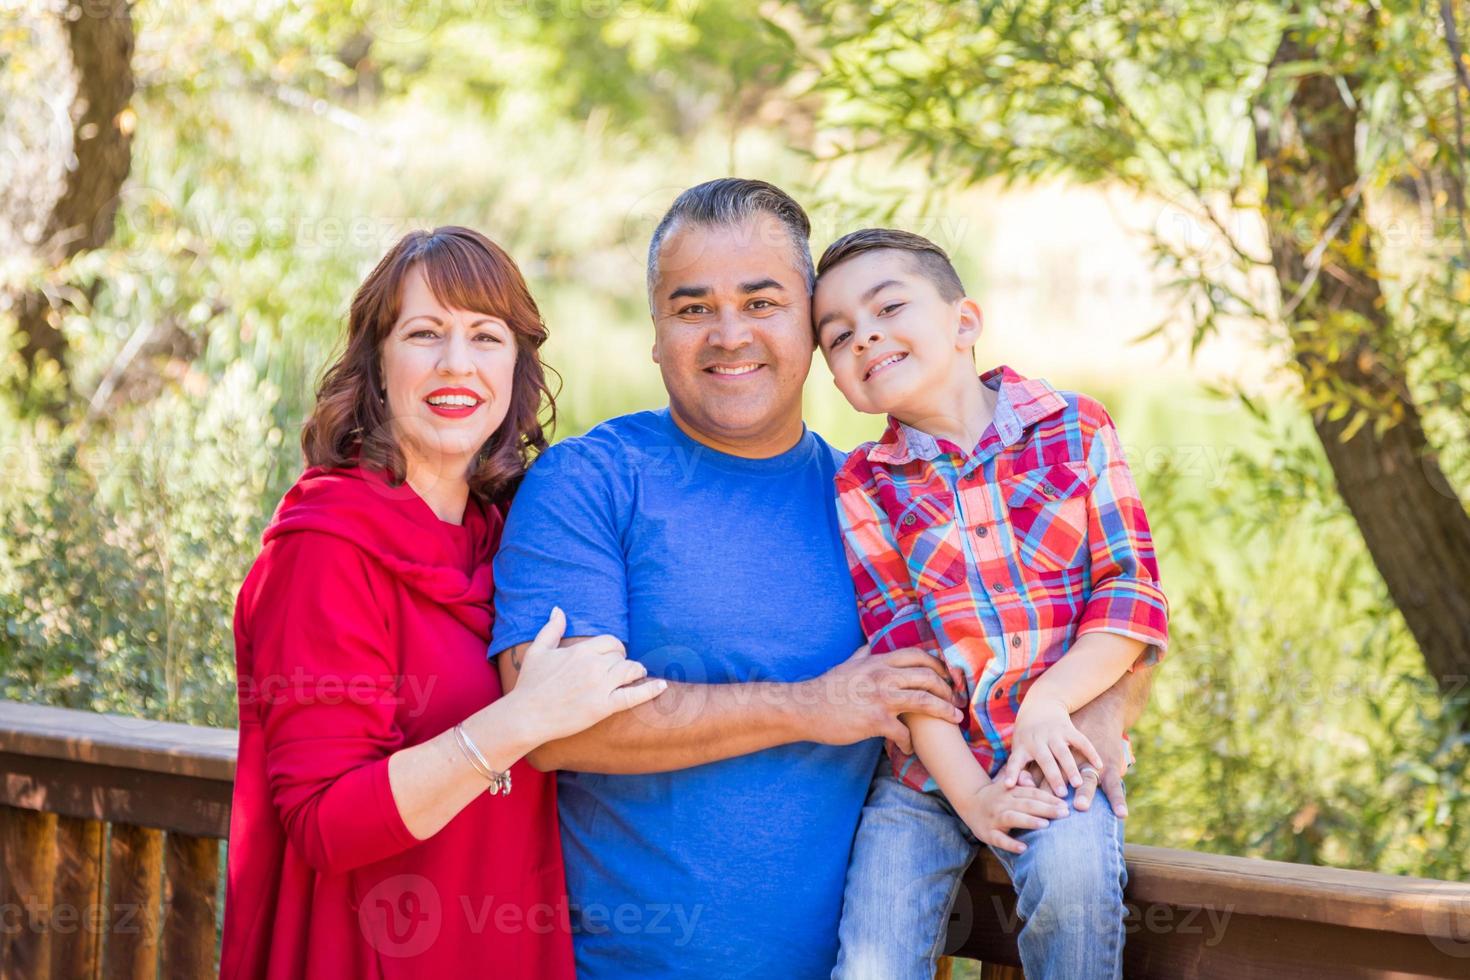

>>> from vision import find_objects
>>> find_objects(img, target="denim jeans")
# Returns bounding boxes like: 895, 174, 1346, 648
831, 760, 1127, 980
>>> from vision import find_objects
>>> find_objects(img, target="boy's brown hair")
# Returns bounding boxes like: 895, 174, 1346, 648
815, 228, 966, 304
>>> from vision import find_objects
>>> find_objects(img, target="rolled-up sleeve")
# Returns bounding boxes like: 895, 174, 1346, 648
1075, 414, 1169, 666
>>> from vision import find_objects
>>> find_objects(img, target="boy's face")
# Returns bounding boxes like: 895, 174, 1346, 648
813, 249, 981, 417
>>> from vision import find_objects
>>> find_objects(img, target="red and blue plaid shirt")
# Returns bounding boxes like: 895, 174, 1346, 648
835, 365, 1169, 793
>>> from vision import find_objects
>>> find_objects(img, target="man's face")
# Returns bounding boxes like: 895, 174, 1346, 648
650, 214, 814, 452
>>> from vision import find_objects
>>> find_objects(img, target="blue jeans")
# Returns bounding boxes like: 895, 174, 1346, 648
831, 761, 1127, 980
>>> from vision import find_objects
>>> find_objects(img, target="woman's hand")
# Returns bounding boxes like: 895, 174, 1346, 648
1000, 695, 1104, 796
953, 780, 1069, 855
509, 607, 666, 744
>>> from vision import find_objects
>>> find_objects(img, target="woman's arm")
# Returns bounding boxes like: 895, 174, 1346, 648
390, 613, 659, 840
249, 536, 658, 870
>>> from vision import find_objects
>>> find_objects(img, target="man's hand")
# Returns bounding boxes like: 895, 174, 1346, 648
804, 645, 964, 755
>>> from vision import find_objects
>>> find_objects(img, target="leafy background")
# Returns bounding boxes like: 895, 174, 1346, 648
2, 0, 1467, 883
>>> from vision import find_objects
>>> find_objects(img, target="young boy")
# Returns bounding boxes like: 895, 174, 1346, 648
814, 229, 1169, 980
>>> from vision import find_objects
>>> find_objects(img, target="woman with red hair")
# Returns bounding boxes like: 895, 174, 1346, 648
221, 227, 660, 979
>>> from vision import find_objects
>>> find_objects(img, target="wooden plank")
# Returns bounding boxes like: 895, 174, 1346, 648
103, 823, 161, 980
0, 702, 235, 782
0, 752, 232, 838
159, 833, 218, 979
980, 965, 1024, 980
1122, 843, 1470, 937
0, 805, 57, 980
50, 816, 104, 980
952, 854, 1470, 979
961, 846, 1470, 940
1122, 908, 1470, 979
935, 955, 953, 979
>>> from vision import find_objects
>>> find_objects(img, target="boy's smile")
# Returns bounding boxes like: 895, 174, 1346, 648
863, 350, 908, 380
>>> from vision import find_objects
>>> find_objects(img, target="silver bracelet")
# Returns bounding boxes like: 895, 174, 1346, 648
453, 723, 512, 796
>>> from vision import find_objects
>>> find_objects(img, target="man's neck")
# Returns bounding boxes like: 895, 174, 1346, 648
667, 405, 805, 460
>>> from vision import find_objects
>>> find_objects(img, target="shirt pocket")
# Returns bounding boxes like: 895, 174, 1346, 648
1003, 461, 1091, 574
894, 491, 968, 592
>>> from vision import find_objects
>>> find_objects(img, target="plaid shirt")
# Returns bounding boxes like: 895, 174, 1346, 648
835, 365, 1169, 793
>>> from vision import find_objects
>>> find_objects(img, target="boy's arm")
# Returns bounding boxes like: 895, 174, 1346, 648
835, 474, 951, 663
905, 713, 988, 798
1022, 632, 1146, 714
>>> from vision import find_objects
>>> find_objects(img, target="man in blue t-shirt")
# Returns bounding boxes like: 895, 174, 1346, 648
489, 179, 1145, 978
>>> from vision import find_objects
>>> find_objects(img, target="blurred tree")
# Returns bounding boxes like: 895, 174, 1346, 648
811, 0, 1470, 691
2, 0, 134, 417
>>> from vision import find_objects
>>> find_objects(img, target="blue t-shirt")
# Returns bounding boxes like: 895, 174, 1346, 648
490, 408, 880, 979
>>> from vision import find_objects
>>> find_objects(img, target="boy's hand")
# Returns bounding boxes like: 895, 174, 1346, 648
1017, 685, 1135, 817
1001, 696, 1104, 796
953, 781, 1069, 855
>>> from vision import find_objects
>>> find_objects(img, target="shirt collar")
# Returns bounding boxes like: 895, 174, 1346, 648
866, 365, 1067, 465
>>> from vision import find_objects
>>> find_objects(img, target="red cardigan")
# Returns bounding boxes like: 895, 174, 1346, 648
221, 464, 574, 980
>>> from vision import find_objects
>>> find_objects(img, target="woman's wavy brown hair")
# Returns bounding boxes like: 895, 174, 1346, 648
301, 226, 557, 503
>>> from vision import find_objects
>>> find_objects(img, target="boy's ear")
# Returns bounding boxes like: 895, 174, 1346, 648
954, 297, 984, 351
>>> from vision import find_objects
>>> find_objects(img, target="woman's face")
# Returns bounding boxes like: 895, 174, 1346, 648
379, 265, 518, 481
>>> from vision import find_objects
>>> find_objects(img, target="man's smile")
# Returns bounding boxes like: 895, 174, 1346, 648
704, 362, 766, 378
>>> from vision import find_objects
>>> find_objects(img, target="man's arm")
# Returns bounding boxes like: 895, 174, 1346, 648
498, 640, 962, 774
1056, 664, 1154, 815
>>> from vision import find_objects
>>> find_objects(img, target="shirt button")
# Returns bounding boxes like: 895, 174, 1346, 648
1042, 483, 1057, 496
902, 514, 917, 526
993, 686, 1005, 700
991, 582, 1006, 593
976, 526, 989, 538
1011, 634, 1021, 648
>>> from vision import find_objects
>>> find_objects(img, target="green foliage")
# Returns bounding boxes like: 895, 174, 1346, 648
1, 0, 1466, 885
810, 0, 1470, 472
1, 363, 282, 726
1129, 421, 1470, 878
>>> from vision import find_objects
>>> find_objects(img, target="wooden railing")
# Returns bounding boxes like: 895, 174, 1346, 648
0, 701, 234, 979
1, 700, 1469, 979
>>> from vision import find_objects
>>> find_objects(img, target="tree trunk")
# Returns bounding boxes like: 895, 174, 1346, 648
1253, 21, 1470, 693
11, 0, 135, 414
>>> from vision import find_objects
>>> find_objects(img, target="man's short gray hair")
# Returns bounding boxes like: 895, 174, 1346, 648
646, 178, 816, 308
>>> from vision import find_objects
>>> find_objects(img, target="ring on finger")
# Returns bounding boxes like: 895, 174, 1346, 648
1078, 765, 1101, 782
